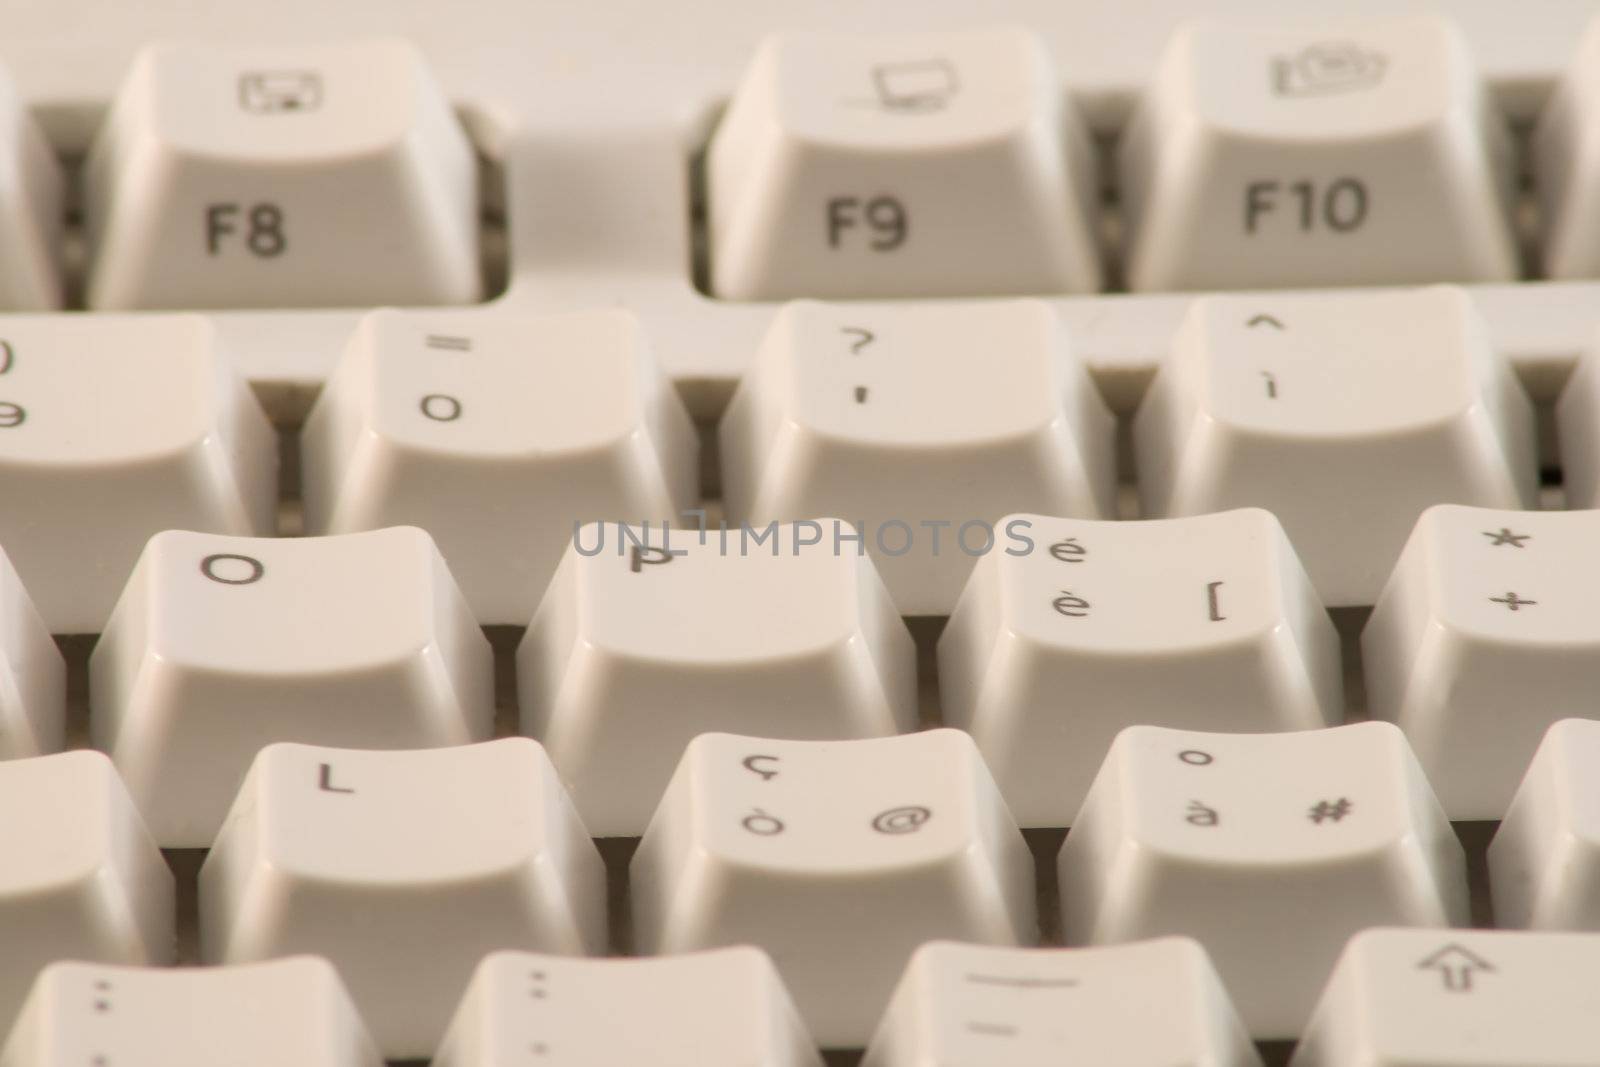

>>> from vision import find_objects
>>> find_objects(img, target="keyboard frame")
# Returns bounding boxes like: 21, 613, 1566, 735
9, 8, 1552, 1061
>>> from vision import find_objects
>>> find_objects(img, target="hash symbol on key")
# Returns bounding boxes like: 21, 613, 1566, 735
1309, 798, 1352, 824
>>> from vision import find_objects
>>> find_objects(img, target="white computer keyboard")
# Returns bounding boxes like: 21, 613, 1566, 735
6, 1, 1600, 1065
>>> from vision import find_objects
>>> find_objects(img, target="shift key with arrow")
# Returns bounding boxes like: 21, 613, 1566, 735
1415, 943, 1493, 992
1293, 928, 1600, 1067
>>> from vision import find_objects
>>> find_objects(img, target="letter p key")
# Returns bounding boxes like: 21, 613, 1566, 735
631, 545, 678, 573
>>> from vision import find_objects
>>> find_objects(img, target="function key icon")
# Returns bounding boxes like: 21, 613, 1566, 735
238, 69, 324, 113
868, 57, 959, 113
1270, 41, 1388, 97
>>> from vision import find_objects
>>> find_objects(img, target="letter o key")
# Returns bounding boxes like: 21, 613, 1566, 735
420, 394, 463, 422
201, 553, 265, 586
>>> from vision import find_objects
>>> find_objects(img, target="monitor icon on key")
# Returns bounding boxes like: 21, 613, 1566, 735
237, 70, 323, 114
870, 58, 959, 112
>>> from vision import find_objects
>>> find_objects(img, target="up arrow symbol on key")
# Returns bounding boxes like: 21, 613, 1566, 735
1246, 313, 1285, 330
1416, 943, 1495, 992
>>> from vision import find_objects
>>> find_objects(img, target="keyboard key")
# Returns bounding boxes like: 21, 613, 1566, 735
1556, 339, 1600, 507
706, 26, 1101, 299
520, 520, 915, 836
1535, 18, 1600, 279
861, 939, 1261, 1067
0, 545, 64, 757
0, 66, 63, 309
1058, 722, 1468, 1038
0, 751, 174, 1030
83, 39, 479, 309
89, 527, 493, 846
632, 730, 1035, 1047
1292, 928, 1600, 1067
300, 308, 699, 625
201, 739, 604, 1058
719, 299, 1115, 614
0, 957, 381, 1067
1132, 287, 1537, 607
1364, 506, 1600, 820
1120, 16, 1517, 290
1488, 717, 1600, 930
940, 509, 1341, 827
0, 314, 278, 632
433, 948, 822, 1067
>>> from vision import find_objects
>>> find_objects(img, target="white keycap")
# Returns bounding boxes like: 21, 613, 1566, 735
1364, 506, 1600, 820
1293, 928, 1600, 1067
0, 545, 64, 757
632, 730, 1035, 1047
1058, 722, 1468, 1039
1556, 341, 1600, 508
0, 67, 63, 309
862, 939, 1262, 1067
89, 526, 493, 847
1535, 18, 1600, 279
83, 39, 479, 309
0, 957, 381, 1067
940, 509, 1341, 827
434, 948, 822, 1067
301, 308, 699, 625
1120, 16, 1517, 291
1132, 287, 1537, 607
719, 299, 1115, 614
201, 739, 604, 1058
707, 26, 1100, 300
519, 520, 917, 837
0, 751, 174, 1032
0, 315, 277, 632
1488, 717, 1600, 930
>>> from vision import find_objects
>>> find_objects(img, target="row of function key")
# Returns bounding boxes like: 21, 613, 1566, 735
709, 12, 1600, 294
13, 16, 1600, 308
711, 16, 1530, 296
0, 284, 1575, 629
8, 723, 1600, 1054
11, 504, 1600, 835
